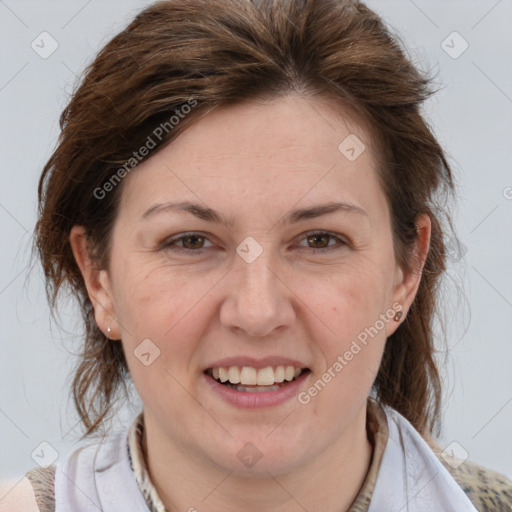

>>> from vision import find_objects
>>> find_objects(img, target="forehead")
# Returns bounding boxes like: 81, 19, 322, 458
170, 94, 376, 168
119, 94, 386, 224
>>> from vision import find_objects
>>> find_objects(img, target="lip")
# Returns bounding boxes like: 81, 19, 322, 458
205, 356, 309, 371
202, 369, 311, 408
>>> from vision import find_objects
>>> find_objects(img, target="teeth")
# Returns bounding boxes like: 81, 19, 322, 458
218, 367, 229, 383
228, 366, 240, 384
256, 367, 274, 386
225, 383, 282, 392
209, 365, 305, 386
240, 366, 257, 385
274, 365, 285, 383
284, 365, 295, 382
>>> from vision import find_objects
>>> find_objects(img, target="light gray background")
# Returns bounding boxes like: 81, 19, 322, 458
1, 0, 511, 484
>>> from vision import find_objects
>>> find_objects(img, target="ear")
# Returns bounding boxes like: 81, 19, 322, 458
69, 226, 121, 340
386, 213, 431, 337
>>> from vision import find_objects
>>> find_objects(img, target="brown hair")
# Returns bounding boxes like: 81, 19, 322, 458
35, 0, 454, 438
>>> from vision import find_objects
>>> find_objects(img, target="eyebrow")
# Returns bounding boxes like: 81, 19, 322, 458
141, 200, 367, 227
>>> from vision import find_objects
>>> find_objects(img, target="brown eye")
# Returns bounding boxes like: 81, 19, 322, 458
307, 233, 331, 249
161, 232, 213, 254
180, 234, 206, 250
297, 231, 347, 253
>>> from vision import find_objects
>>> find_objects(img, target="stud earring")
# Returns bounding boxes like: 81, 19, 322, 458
107, 326, 111, 337
393, 311, 403, 322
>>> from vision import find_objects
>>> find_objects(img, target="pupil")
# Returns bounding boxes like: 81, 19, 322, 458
309, 235, 328, 248
185, 235, 203, 249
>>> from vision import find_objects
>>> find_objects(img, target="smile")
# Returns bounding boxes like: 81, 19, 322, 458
203, 365, 311, 406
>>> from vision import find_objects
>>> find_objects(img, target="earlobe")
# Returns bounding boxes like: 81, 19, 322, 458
69, 226, 120, 339
386, 213, 431, 336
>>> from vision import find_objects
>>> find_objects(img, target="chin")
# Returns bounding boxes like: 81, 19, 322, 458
200, 427, 313, 477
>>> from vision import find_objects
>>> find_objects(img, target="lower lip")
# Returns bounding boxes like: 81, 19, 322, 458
202, 371, 310, 408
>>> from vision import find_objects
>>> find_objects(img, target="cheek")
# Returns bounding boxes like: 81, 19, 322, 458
110, 260, 220, 371
300, 268, 391, 421
306, 257, 395, 401
112, 255, 199, 333
320, 258, 396, 339
110, 264, 211, 414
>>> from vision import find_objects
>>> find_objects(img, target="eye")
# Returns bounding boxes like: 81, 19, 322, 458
296, 231, 348, 252
161, 232, 213, 254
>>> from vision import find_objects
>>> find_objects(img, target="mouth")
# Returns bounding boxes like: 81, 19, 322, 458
204, 365, 311, 393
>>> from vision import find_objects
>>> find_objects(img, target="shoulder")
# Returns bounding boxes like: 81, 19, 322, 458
443, 458, 512, 512
0, 432, 124, 512
427, 437, 512, 512
0, 474, 42, 512
0, 465, 56, 512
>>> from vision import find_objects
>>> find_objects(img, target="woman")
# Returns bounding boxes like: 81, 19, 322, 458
2, 0, 511, 510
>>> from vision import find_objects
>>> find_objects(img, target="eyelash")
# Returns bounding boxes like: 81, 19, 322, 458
161, 231, 348, 255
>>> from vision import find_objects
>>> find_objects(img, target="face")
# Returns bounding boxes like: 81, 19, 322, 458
73, 93, 427, 477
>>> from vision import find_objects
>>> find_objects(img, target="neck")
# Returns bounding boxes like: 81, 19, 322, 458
142, 403, 373, 512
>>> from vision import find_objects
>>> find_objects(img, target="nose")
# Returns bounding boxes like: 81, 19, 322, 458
219, 247, 296, 338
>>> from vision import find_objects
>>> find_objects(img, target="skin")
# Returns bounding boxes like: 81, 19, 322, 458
71, 93, 430, 512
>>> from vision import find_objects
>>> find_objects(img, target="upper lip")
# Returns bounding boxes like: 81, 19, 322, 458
205, 356, 309, 371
